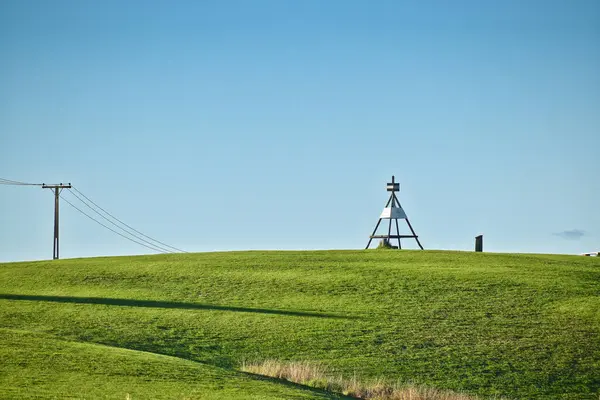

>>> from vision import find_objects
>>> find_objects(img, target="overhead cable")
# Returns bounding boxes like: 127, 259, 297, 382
0, 177, 43, 186
70, 186, 188, 253
59, 194, 169, 254
64, 189, 176, 254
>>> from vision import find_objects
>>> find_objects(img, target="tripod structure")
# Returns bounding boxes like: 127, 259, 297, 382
365, 176, 423, 250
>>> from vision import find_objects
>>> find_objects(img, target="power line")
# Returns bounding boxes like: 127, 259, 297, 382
3, 176, 187, 257
59, 194, 169, 254
0, 178, 41, 185
64, 189, 176, 254
70, 186, 188, 253
0, 177, 43, 186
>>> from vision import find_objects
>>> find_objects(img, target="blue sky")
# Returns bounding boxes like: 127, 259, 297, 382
1, 0, 599, 262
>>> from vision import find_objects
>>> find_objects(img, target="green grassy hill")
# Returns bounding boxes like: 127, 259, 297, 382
1, 250, 599, 399
0, 328, 336, 400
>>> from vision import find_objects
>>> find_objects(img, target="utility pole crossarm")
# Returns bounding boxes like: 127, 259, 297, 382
42, 183, 72, 189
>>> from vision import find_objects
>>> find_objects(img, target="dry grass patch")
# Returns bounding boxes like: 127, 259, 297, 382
241, 360, 481, 400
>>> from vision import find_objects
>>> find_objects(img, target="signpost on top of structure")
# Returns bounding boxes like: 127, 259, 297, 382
365, 176, 424, 250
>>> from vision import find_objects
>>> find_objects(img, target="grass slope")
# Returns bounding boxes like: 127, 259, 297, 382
1, 250, 599, 399
0, 328, 337, 400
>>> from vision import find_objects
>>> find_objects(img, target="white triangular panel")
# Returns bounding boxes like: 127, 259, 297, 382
380, 206, 407, 219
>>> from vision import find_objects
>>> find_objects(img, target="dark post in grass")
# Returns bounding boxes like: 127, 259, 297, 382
42, 183, 72, 260
365, 176, 424, 250
475, 235, 483, 252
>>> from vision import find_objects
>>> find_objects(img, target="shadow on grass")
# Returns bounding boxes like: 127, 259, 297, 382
0, 294, 356, 320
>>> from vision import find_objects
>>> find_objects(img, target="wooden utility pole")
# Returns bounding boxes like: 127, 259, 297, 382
42, 183, 71, 259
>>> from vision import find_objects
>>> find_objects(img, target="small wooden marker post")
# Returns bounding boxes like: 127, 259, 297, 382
475, 235, 483, 252
365, 176, 423, 250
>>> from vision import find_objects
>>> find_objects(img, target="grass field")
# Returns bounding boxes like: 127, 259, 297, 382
1, 250, 599, 399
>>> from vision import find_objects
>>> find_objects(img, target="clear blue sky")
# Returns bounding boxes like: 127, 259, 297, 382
1, 0, 599, 262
